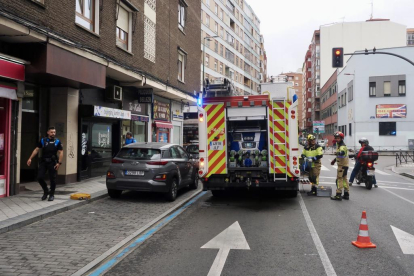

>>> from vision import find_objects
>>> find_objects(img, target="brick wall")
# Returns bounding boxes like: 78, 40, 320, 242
0, 0, 201, 94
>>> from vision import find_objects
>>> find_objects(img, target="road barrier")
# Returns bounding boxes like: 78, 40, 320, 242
395, 151, 414, 167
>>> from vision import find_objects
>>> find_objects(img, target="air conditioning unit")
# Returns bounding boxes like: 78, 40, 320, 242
106, 85, 122, 102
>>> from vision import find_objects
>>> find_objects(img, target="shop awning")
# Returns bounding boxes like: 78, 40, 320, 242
131, 114, 149, 122
0, 85, 17, 100
155, 121, 173, 129
0, 58, 25, 81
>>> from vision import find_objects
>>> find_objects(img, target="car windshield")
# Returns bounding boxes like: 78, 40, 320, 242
116, 148, 161, 160
186, 145, 199, 154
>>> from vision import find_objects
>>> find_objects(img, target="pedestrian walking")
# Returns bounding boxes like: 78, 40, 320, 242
125, 132, 137, 145
27, 126, 63, 201
331, 131, 349, 200
301, 134, 324, 196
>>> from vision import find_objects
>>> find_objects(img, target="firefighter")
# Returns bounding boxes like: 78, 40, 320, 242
301, 134, 323, 196
331, 131, 349, 200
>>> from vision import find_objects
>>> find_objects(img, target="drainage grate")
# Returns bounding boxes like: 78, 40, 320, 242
400, 173, 414, 180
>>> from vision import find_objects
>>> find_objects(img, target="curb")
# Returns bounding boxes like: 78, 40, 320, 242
0, 190, 108, 235
72, 188, 205, 276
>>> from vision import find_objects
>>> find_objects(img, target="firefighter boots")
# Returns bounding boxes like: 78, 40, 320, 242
307, 186, 317, 196
342, 192, 349, 200
331, 193, 342, 201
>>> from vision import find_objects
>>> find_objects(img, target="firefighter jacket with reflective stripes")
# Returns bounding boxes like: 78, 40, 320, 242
335, 141, 349, 167
302, 144, 323, 163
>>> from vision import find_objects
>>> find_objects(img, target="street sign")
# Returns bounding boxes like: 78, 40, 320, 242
201, 221, 250, 276
313, 121, 325, 134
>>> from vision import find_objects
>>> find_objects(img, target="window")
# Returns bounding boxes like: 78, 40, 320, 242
205, 14, 210, 27
205, 0, 210, 7
349, 123, 352, 136
177, 147, 188, 160
384, 81, 391, 96
220, 64, 223, 74
225, 48, 235, 63
76, 0, 98, 32
219, 9, 223, 20
205, 55, 209, 67
178, 1, 187, 30
226, 0, 235, 14
215, 22, 218, 33
379, 122, 396, 136
399, 80, 406, 95
214, 60, 217, 71
369, 82, 376, 96
220, 27, 224, 38
214, 41, 218, 53
178, 50, 186, 82
215, 4, 218, 14
220, 45, 223, 56
116, 5, 132, 51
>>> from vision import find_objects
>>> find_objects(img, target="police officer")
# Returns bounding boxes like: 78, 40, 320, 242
27, 126, 63, 201
331, 131, 349, 200
301, 134, 324, 196
125, 132, 137, 145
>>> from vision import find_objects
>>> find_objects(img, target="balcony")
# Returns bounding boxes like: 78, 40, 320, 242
314, 104, 320, 110
315, 91, 320, 97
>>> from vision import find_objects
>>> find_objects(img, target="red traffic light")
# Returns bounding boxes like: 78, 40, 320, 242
335, 50, 341, 56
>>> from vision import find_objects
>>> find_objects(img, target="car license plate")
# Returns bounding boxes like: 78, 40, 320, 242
367, 170, 375, 176
125, 170, 144, 176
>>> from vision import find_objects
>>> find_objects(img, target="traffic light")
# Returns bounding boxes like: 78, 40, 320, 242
332, 47, 344, 68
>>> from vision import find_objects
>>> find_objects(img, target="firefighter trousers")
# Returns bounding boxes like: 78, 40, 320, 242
336, 165, 349, 194
310, 162, 321, 187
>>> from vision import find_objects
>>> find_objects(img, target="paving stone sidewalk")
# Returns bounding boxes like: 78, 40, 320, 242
0, 184, 202, 276
392, 162, 414, 178
0, 177, 108, 234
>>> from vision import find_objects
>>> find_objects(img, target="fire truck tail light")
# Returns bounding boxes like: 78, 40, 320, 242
199, 113, 204, 122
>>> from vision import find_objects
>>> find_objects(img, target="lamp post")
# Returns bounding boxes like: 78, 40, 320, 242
203, 35, 219, 96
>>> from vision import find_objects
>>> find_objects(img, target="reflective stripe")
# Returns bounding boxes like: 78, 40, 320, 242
358, 230, 369, 237
360, 219, 367, 225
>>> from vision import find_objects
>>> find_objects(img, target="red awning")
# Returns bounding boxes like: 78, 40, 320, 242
155, 121, 173, 129
0, 59, 25, 81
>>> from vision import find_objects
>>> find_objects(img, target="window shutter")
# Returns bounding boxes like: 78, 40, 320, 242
117, 6, 129, 32
384, 81, 391, 95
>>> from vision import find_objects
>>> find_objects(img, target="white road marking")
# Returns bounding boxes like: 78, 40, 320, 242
375, 169, 391, 175
201, 221, 250, 276
321, 165, 330, 171
381, 186, 414, 191
391, 226, 414, 255
320, 176, 414, 185
298, 193, 337, 276
383, 188, 414, 206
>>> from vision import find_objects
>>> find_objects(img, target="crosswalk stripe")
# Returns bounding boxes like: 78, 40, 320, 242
321, 165, 329, 171
375, 169, 390, 175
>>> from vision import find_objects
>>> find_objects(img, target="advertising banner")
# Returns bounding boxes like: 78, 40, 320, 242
376, 104, 407, 118
172, 102, 184, 121
313, 121, 325, 134
153, 96, 171, 121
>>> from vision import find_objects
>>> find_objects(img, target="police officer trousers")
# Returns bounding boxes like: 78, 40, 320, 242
38, 161, 57, 193
310, 162, 321, 187
336, 165, 349, 194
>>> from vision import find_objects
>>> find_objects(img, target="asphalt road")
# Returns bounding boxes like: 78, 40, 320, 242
104, 154, 414, 276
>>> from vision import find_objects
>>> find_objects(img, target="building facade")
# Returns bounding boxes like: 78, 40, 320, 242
0, 0, 201, 195
259, 34, 268, 84
320, 70, 338, 145
201, 0, 263, 95
301, 45, 312, 132
408, 28, 414, 46
337, 47, 414, 150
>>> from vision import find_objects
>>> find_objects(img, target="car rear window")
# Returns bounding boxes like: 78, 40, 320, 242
186, 145, 199, 154
116, 148, 161, 160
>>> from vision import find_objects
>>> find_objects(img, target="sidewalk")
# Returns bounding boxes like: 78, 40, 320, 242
0, 177, 108, 234
391, 162, 414, 179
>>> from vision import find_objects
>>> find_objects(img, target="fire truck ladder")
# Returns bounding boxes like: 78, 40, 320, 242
272, 99, 288, 182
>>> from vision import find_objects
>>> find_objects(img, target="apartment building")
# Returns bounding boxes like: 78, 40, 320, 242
301, 45, 312, 132
311, 31, 321, 123
408, 29, 414, 46
259, 34, 268, 84
0, 0, 201, 196
201, 0, 263, 95
320, 70, 338, 146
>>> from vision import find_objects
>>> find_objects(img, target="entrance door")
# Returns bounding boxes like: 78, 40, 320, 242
80, 123, 91, 179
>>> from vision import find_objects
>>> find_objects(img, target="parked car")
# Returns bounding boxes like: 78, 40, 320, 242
318, 140, 326, 150
106, 143, 199, 201
185, 144, 199, 159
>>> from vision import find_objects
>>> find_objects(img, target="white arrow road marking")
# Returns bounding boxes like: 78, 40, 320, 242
321, 165, 330, 171
391, 226, 414, 255
201, 221, 250, 276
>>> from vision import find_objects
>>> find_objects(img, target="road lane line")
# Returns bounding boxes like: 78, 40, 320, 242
298, 193, 337, 276
72, 190, 207, 276
321, 165, 330, 171
375, 169, 391, 176
383, 188, 414, 206
381, 187, 414, 191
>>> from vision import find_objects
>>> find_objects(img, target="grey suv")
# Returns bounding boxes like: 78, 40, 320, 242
106, 143, 199, 201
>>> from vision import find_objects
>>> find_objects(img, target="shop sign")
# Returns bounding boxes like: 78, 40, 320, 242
131, 114, 149, 122
94, 106, 131, 120
138, 88, 153, 103
312, 121, 325, 134
172, 102, 184, 121
0, 58, 25, 81
153, 96, 171, 121
376, 104, 407, 118
123, 90, 147, 115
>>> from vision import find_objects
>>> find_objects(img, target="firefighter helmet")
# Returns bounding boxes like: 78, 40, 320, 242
334, 131, 345, 139
307, 134, 316, 140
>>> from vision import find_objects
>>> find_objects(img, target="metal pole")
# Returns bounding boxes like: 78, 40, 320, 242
344, 51, 414, 67
203, 38, 206, 97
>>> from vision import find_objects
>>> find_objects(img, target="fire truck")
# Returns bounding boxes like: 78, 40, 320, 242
198, 79, 300, 197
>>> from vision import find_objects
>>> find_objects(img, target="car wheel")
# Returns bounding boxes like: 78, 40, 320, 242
166, 178, 178, 202
108, 189, 122, 199
189, 174, 199, 189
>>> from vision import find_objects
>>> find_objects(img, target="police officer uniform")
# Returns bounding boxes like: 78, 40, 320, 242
37, 137, 63, 201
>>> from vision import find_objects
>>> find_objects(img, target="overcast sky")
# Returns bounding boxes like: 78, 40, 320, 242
247, 0, 414, 77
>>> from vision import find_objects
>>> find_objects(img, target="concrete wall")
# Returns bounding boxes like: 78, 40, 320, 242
49, 88, 79, 184
337, 47, 414, 149
320, 21, 407, 87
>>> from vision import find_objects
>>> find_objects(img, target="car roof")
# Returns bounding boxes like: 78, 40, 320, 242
123, 142, 178, 150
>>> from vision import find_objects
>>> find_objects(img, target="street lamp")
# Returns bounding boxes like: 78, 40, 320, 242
203, 35, 219, 96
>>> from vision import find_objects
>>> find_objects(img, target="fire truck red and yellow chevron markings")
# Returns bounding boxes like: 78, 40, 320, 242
269, 101, 288, 174
204, 103, 227, 177
285, 101, 293, 177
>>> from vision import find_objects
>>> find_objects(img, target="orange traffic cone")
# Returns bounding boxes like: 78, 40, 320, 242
352, 211, 376, 248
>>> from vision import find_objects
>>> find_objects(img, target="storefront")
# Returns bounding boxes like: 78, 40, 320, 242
152, 96, 172, 143
183, 112, 199, 146
0, 56, 24, 197
171, 101, 184, 145
78, 86, 129, 180
122, 89, 149, 144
